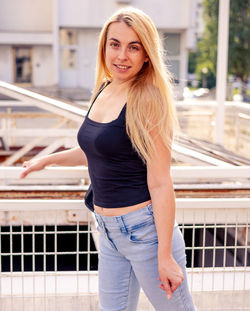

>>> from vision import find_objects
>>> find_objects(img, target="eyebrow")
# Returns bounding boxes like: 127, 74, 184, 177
108, 38, 142, 45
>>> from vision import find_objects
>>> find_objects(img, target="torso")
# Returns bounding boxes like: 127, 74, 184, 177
88, 83, 127, 124
86, 81, 151, 216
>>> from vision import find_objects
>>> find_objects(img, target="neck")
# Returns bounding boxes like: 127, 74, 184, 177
110, 79, 132, 92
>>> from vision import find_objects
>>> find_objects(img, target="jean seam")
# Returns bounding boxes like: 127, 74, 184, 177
124, 265, 133, 311
177, 279, 191, 311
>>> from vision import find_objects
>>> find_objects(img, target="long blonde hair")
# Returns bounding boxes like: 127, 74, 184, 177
91, 7, 178, 163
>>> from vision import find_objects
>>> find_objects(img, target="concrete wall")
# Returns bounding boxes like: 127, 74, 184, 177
0, 0, 52, 32
1, 291, 250, 311
0, 46, 13, 83
59, 0, 190, 29
0, 0, 197, 93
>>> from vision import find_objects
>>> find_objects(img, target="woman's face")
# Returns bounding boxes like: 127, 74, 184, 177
105, 21, 148, 84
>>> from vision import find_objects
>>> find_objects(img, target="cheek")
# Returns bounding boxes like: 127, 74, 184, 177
134, 56, 146, 70
106, 48, 117, 60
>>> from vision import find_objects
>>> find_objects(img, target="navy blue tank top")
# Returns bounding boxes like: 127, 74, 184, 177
77, 85, 151, 208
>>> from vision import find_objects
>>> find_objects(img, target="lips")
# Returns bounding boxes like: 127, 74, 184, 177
114, 64, 131, 70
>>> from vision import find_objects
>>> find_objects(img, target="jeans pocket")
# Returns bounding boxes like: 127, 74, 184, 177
129, 221, 158, 245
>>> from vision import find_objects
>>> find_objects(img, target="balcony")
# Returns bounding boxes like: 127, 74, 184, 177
0, 166, 249, 311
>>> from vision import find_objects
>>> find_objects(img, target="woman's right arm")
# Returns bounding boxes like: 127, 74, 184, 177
20, 146, 87, 179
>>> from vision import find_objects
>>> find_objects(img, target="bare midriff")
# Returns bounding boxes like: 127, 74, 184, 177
94, 199, 152, 216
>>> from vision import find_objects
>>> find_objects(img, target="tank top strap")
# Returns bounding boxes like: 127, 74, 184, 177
87, 81, 110, 117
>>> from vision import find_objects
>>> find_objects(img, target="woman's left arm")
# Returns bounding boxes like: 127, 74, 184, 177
147, 132, 184, 299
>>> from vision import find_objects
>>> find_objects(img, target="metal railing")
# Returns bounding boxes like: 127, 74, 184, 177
0, 198, 249, 310
0, 166, 250, 310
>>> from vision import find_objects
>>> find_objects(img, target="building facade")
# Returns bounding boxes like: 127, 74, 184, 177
0, 0, 198, 97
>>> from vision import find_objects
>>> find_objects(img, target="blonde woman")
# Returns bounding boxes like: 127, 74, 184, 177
21, 7, 196, 311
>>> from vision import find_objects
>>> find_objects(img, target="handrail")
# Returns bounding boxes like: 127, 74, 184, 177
0, 81, 86, 123
1, 166, 249, 181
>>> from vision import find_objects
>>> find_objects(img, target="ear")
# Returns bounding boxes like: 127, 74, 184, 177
144, 55, 149, 63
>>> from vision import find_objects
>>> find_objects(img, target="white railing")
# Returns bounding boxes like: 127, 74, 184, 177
1, 165, 250, 185
0, 198, 249, 310
0, 165, 250, 310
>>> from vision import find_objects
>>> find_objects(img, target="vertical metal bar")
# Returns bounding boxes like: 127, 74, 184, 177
215, 0, 230, 144
32, 214, 36, 311
87, 210, 91, 293
212, 210, 217, 291
21, 213, 24, 311
55, 211, 58, 311
43, 220, 46, 311
243, 211, 249, 291
0, 224, 2, 311
222, 214, 228, 291
76, 216, 79, 297
52, 0, 59, 85
191, 211, 195, 292
202, 209, 206, 291
10, 221, 13, 310
233, 216, 239, 291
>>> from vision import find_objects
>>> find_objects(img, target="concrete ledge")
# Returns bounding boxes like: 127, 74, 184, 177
1, 291, 250, 311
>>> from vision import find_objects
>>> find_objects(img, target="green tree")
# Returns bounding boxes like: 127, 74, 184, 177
229, 0, 250, 82
194, 0, 250, 89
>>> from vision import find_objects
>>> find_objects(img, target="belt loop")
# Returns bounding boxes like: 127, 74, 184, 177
116, 216, 127, 233
95, 213, 103, 229
147, 203, 153, 215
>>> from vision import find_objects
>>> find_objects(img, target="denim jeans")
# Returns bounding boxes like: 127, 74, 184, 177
94, 203, 196, 311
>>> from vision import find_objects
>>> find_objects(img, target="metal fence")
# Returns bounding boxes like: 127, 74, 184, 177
0, 198, 249, 310
1, 166, 250, 310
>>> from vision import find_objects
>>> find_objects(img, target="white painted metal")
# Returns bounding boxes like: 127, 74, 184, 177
0, 199, 249, 300
0, 128, 77, 137
1, 166, 250, 185
32, 138, 66, 160
0, 198, 249, 310
1, 99, 249, 112
215, 0, 230, 145
172, 143, 233, 166
0, 81, 86, 123
52, 0, 59, 85
0, 100, 33, 107
1, 119, 68, 166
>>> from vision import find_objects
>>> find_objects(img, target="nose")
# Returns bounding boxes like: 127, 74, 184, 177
117, 47, 128, 61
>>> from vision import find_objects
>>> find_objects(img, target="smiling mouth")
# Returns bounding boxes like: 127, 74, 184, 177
115, 64, 131, 69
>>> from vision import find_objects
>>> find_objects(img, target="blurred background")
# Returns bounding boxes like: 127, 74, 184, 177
0, 0, 249, 161
0, 1, 249, 310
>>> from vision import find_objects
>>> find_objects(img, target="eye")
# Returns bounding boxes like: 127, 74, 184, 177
110, 42, 119, 48
129, 45, 139, 51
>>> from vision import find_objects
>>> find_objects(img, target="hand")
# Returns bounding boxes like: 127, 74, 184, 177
158, 255, 184, 300
20, 158, 47, 179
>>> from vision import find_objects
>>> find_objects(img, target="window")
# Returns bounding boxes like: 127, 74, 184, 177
59, 29, 78, 70
13, 47, 32, 84
164, 33, 180, 57
163, 33, 181, 81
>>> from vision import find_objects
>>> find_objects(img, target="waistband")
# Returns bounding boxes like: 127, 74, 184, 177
94, 203, 178, 228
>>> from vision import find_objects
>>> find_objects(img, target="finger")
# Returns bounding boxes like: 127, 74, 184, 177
163, 280, 172, 300
20, 167, 31, 179
170, 276, 184, 293
159, 283, 165, 291
22, 161, 29, 168
170, 282, 179, 293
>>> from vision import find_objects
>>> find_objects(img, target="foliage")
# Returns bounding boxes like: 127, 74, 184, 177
190, 0, 250, 89
228, 0, 250, 81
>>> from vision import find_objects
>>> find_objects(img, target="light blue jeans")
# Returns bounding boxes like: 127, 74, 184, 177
94, 203, 196, 311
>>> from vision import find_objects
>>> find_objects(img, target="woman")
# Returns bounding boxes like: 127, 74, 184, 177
21, 7, 196, 311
